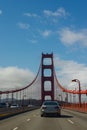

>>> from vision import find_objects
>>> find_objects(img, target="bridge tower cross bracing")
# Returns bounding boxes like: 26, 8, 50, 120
41, 53, 54, 102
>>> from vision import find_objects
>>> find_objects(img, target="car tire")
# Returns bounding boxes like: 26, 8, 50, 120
57, 113, 61, 117
41, 114, 44, 117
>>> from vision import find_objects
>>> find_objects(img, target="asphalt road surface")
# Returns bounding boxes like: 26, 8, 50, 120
0, 109, 87, 130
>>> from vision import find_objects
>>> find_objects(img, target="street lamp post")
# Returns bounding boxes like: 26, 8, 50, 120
72, 79, 81, 107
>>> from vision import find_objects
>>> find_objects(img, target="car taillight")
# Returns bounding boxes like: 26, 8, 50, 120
42, 105, 47, 109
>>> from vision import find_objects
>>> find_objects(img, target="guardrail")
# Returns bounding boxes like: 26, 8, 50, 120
62, 103, 87, 113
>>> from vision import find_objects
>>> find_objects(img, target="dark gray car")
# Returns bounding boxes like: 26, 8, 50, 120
40, 100, 61, 117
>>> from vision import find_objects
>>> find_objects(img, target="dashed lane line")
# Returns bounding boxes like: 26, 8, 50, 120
13, 127, 18, 130
12, 118, 30, 130
27, 118, 31, 122
68, 119, 74, 124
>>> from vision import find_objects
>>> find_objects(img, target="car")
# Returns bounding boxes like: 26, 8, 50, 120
10, 104, 19, 108
0, 102, 7, 108
40, 100, 61, 117
28, 104, 34, 107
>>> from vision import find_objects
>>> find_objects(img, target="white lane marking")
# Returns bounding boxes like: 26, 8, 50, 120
68, 119, 74, 124
27, 118, 31, 122
13, 127, 18, 130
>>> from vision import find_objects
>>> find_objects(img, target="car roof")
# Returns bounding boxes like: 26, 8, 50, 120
43, 100, 58, 103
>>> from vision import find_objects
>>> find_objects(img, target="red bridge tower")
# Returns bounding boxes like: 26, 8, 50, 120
41, 53, 54, 102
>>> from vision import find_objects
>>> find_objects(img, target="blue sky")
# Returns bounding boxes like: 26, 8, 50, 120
0, 0, 87, 93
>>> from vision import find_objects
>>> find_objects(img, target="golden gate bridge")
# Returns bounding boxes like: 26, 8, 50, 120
0, 53, 87, 112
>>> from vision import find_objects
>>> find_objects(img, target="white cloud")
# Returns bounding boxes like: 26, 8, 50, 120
0, 10, 2, 15
17, 22, 30, 29
54, 56, 87, 90
24, 13, 38, 17
0, 66, 35, 90
59, 28, 87, 46
41, 30, 52, 37
43, 7, 69, 18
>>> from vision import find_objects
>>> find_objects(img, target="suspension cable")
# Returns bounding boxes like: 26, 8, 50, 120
53, 62, 87, 94
0, 61, 41, 94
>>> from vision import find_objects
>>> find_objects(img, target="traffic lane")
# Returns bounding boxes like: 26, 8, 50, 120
0, 109, 86, 130
18, 111, 84, 130
62, 109, 87, 130
0, 109, 36, 130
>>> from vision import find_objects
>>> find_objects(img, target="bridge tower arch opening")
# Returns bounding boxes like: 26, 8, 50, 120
41, 53, 54, 102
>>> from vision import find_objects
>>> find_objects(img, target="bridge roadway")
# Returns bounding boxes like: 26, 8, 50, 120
0, 109, 87, 130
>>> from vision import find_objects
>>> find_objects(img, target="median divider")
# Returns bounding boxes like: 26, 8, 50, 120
0, 106, 39, 120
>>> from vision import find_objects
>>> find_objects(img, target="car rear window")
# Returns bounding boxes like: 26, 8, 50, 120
44, 102, 58, 105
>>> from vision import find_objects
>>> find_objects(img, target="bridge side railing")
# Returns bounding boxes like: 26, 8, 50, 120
62, 102, 87, 113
